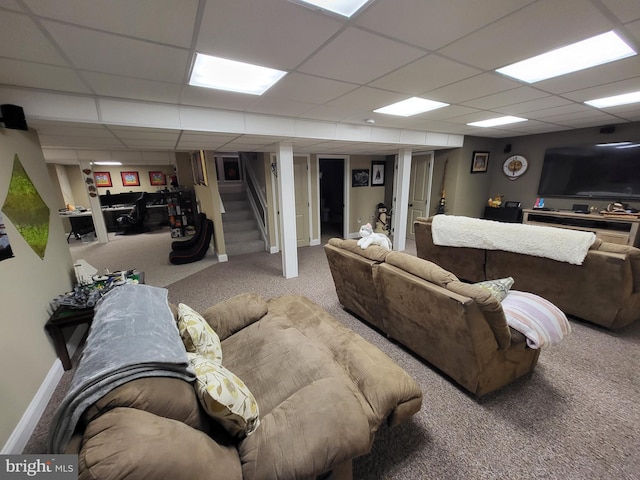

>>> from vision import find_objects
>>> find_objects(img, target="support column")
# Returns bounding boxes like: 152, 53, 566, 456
79, 161, 108, 244
276, 142, 298, 278
392, 148, 412, 251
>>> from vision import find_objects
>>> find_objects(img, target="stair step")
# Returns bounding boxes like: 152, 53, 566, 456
222, 210, 253, 222
225, 229, 260, 243
226, 239, 264, 256
223, 199, 250, 212
223, 219, 257, 232
220, 192, 246, 203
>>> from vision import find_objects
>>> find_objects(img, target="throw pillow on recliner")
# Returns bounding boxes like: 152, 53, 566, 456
474, 277, 515, 302
177, 303, 223, 364
188, 352, 260, 438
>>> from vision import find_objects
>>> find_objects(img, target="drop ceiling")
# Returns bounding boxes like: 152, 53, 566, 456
0, 0, 639, 165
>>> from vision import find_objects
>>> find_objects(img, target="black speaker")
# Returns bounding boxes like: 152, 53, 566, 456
0, 104, 28, 130
600, 125, 615, 134
504, 144, 512, 153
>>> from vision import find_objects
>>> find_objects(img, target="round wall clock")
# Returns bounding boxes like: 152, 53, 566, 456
503, 155, 528, 180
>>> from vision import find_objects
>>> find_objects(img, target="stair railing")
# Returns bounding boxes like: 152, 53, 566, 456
243, 161, 268, 243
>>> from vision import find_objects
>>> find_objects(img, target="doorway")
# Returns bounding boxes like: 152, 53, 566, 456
319, 157, 345, 239
405, 152, 434, 240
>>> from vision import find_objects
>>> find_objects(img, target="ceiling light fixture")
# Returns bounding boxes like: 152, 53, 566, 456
294, 0, 370, 17
496, 31, 636, 83
374, 97, 449, 117
467, 116, 527, 128
92, 161, 122, 166
189, 53, 287, 95
585, 90, 640, 108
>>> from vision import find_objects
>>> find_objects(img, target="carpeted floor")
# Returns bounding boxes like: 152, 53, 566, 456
24, 233, 640, 480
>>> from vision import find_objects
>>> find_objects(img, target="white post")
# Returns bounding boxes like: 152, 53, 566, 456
276, 142, 298, 278
392, 148, 412, 251
79, 161, 109, 244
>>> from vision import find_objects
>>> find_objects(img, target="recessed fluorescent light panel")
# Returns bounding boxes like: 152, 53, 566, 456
467, 116, 527, 128
295, 0, 369, 17
496, 31, 636, 83
585, 90, 640, 108
189, 53, 287, 95
374, 97, 449, 117
93, 161, 122, 166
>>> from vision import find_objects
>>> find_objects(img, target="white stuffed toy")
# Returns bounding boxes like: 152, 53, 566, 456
357, 223, 392, 251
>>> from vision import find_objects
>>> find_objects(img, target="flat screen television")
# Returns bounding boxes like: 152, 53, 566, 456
537, 143, 640, 200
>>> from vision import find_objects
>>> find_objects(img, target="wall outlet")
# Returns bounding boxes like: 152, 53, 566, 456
357, 217, 361, 223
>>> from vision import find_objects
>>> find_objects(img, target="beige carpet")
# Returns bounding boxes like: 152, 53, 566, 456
67, 227, 218, 288
24, 234, 640, 480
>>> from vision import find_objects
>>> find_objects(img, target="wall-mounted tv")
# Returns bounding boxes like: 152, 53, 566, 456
537, 142, 640, 200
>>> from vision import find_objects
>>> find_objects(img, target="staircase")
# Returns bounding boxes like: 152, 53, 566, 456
220, 191, 265, 256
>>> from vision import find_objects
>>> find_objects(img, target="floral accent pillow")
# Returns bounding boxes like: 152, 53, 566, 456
177, 303, 222, 364
188, 352, 260, 437
474, 277, 515, 302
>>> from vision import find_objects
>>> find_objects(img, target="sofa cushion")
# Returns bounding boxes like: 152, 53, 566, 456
327, 237, 390, 262
81, 377, 208, 432
385, 251, 458, 287
201, 293, 268, 341
188, 352, 260, 438
446, 281, 511, 349
474, 277, 514, 301
177, 303, 223, 363
78, 407, 242, 480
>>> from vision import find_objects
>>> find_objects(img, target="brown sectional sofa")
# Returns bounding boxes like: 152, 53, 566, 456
414, 216, 640, 330
57, 291, 422, 480
324, 238, 540, 398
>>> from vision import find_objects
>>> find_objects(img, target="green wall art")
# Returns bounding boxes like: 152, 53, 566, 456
2, 154, 50, 259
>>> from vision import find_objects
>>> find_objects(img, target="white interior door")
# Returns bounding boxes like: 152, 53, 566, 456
406, 153, 433, 240
294, 156, 310, 247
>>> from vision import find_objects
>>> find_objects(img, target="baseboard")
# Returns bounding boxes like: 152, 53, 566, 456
270, 246, 279, 254
217, 253, 228, 262
310, 238, 321, 246
1, 324, 87, 454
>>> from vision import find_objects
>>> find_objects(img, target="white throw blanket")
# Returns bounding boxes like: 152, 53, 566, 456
431, 215, 596, 265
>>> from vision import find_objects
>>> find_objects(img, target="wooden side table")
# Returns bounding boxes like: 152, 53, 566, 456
45, 306, 94, 370
45, 271, 144, 370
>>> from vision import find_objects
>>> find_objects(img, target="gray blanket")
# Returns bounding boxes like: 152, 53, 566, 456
48, 284, 195, 453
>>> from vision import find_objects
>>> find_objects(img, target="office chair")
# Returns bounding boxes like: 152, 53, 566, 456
116, 192, 148, 234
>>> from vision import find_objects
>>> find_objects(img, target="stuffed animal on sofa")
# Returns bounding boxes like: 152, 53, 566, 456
357, 223, 392, 251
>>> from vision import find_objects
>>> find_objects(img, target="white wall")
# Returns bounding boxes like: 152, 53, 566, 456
0, 128, 75, 450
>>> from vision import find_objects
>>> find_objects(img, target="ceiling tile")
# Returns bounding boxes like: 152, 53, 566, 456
23, 0, 198, 47
462, 87, 550, 110
439, 0, 615, 70
42, 21, 189, 82
370, 54, 481, 95
179, 86, 258, 110
196, 0, 344, 70
429, 73, 520, 103
247, 96, 316, 117
298, 27, 425, 84
0, 11, 67, 65
264, 73, 357, 104
355, 0, 535, 51
0, 58, 91, 93
82, 71, 182, 103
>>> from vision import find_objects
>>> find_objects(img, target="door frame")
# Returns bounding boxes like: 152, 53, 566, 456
317, 155, 350, 240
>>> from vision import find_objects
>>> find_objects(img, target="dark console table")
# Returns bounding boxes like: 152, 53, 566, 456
45, 271, 144, 370
483, 206, 523, 223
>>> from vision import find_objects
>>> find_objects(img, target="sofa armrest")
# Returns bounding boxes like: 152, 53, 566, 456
592, 243, 640, 294
201, 293, 268, 340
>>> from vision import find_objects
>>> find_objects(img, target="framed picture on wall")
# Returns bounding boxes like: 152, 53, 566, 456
121, 171, 140, 187
149, 171, 167, 186
191, 150, 208, 186
371, 161, 385, 186
352, 169, 369, 187
94, 172, 112, 187
471, 151, 489, 173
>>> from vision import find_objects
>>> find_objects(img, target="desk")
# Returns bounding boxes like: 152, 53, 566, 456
60, 211, 95, 241
46, 271, 144, 370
